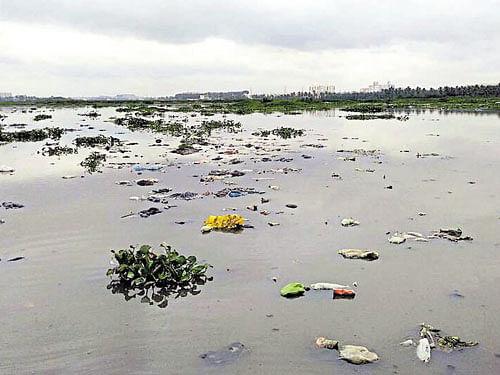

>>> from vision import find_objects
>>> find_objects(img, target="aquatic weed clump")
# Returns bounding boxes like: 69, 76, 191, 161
74, 135, 121, 148
345, 114, 395, 120
80, 151, 106, 173
340, 104, 387, 113
106, 243, 212, 308
0, 127, 65, 143
252, 126, 305, 139
40, 145, 77, 156
33, 114, 52, 121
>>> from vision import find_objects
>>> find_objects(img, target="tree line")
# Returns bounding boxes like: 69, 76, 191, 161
273, 83, 500, 100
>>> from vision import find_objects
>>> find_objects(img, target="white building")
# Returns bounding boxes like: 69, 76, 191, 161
361, 81, 394, 93
0, 92, 13, 98
309, 85, 335, 97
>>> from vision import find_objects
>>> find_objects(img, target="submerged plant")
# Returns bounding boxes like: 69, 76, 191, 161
106, 243, 212, 308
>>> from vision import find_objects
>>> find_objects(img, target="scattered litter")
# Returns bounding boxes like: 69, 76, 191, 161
200, 342, 246, 365
310, 283, 350, 290
416, 338, 431, 362
268, 222, 280, 227
0, 165, 15, 173
115, 180, 133, 186
403, 323, 479, 363
315, 337, 338, 350
147, 194, 169, 204
450, 289, 465, 299
436, 228, 473, 242
333, 289, 356, 299
269, 185, 280, 191
8, 256, 25, 262
355, 168, 375, 173
136, 178, 159, 186
138, 207, 162, 218
2, 202, 24, 209
338, 249, 379, 261
169, 192, 199, 200
215, 187, 264, 198
286, 204, 297, 209
437, 335, 479, 352
341, 218, 359, 227
338, 345, 379, 364
62, 175, 77, 179
133, 165, 163, 171
280, 282, 305, 297
400, 339, 414, 347
388, 234, 406, 244
203, 215, 245, 232
200, 225, 212, 233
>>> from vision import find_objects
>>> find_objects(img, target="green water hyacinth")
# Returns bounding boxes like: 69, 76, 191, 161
106, 243, 212, 308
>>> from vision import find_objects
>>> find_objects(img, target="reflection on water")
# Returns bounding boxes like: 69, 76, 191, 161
107, 279, 205, 308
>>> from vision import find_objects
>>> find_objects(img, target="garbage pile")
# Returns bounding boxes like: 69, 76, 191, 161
402, 323, 478, 363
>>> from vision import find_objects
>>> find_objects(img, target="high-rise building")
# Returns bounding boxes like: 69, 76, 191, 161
309, 85, 335, 97
361, 81, 394, 93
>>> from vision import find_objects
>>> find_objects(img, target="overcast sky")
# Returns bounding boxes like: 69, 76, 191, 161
0, 0, 499, 96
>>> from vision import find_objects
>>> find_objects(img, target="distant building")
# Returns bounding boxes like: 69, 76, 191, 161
361, 81, 394, 93
174, 90, 249, 100
309, 85, 335, 97
0, 92, 13, 98
115, 94, 139, 100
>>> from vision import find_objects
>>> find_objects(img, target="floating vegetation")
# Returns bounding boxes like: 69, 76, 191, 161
252, 127, 305, 139
116, 104, 168, 116
345, 114, 395, 120
40, 145, 77, 156
114, 116, 241, 146
340, 104, 387, 113
106, 243, 212, 308
74, 135, 121, 148
78, 111, 101, 117
80, 151, 106, 173
114, 116, 164, 131
33, 114, 52, 121
172, 142, 200, 155
0, 127, 65, 143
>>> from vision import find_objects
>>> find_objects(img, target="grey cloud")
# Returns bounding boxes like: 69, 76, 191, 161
1, 0, 499, 50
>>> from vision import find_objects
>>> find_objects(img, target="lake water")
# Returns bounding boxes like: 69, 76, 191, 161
1, 106, 499, 374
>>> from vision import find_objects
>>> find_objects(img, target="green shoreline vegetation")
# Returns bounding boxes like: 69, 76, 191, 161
1, 97, 500, 115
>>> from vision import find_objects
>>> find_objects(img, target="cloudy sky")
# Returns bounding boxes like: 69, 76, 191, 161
0, 0, 499, 96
